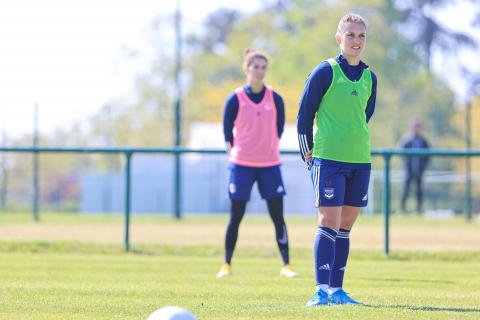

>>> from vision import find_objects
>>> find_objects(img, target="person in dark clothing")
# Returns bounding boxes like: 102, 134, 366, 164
399, 118, 430, 214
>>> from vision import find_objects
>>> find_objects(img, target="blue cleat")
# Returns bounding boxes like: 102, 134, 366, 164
306, 289, 329, 307
328, 289, 362, 305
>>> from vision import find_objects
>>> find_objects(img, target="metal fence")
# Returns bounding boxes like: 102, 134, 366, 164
1, 146, 479, 254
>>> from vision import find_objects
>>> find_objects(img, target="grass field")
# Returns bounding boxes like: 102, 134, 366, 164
1, 213, 480, 319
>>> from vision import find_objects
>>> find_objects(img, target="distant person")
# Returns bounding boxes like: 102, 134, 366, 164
217, 48, 298, 279
297, 13, 377, 306
399, 118, 430, 214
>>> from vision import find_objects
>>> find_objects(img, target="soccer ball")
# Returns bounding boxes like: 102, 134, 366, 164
147, 306, 196, 320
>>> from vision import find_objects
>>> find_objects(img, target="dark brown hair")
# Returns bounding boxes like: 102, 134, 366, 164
243, 48, 268, 71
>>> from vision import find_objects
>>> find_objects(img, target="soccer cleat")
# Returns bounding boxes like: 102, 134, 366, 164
216, 263, 231, 278
306, 289, 329, 307
328, 289, 362, 305
280, 264, 299, 278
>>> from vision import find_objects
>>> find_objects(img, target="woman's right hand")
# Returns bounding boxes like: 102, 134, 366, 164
305, 149, 313, 161
306, 149, 313, 170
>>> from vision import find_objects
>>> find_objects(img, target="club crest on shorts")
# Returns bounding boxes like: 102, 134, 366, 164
229, 183, 236, 194
323, 188, 335, 199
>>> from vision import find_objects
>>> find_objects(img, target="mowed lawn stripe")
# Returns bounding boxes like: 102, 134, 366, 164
1, 247, 479, 320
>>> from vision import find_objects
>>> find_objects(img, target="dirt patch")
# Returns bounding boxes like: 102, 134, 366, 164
0, 223, 478, 251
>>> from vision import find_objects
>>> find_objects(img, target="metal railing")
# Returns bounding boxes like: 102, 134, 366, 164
1, 146, 479, 253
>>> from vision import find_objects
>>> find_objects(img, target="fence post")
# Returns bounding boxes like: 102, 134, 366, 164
33, 104, 40, 222
124, 151, 132, 252
173, 0, 183, 220
465, 99, 472, 220
382, 153, 391, 255
174, 151, 181, 219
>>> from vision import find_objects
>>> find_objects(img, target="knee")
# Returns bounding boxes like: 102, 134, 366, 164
228, 215, 242, 226
228, 213, 243, 227
340, 219, 355, 230
318, 213, 339, 229
340, 207, 360, 229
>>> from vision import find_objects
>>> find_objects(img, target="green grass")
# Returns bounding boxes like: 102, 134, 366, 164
1, 242, 479, 320
1, 213, 479, 319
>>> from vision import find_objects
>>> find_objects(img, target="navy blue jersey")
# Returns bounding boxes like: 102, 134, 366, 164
297, 54, 377, 168
223, 85, 285, 146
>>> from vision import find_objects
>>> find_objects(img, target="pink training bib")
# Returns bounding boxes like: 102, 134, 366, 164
229, 86, 281, 167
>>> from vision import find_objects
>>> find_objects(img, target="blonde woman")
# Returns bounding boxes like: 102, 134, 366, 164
297, 13, 377, 306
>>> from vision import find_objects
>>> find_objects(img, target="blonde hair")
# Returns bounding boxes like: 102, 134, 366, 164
243, 48, 268, 71
336, 13, 367, 35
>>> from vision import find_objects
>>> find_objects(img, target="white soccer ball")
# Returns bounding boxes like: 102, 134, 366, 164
147, 306, 197, 320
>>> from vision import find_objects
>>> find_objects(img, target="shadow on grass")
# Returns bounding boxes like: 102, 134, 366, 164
357, 277, 454, 284
365, 304, 480, 313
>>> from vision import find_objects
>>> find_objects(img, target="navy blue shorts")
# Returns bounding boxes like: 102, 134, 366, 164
228, 164, 286, 201
310, 158, 371, 207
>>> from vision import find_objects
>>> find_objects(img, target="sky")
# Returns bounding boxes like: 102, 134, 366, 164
0, 0, 259, 139
432, 1, 480, 99
0, 0, 478, 140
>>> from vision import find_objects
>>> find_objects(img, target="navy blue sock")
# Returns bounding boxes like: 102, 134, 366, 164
330, 228, 350, 288
314, 226, 337, 287
225, 200, 247, 264
267, 197, 289, 265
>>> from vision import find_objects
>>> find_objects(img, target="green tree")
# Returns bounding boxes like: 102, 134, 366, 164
182, 0, 460, 153
388, 0, 477, 70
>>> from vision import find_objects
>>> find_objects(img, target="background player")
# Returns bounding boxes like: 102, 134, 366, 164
217, 48, 298, 279
399, 118, 430, 214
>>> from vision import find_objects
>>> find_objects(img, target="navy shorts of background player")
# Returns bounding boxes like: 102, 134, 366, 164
228, 164, 286, 201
